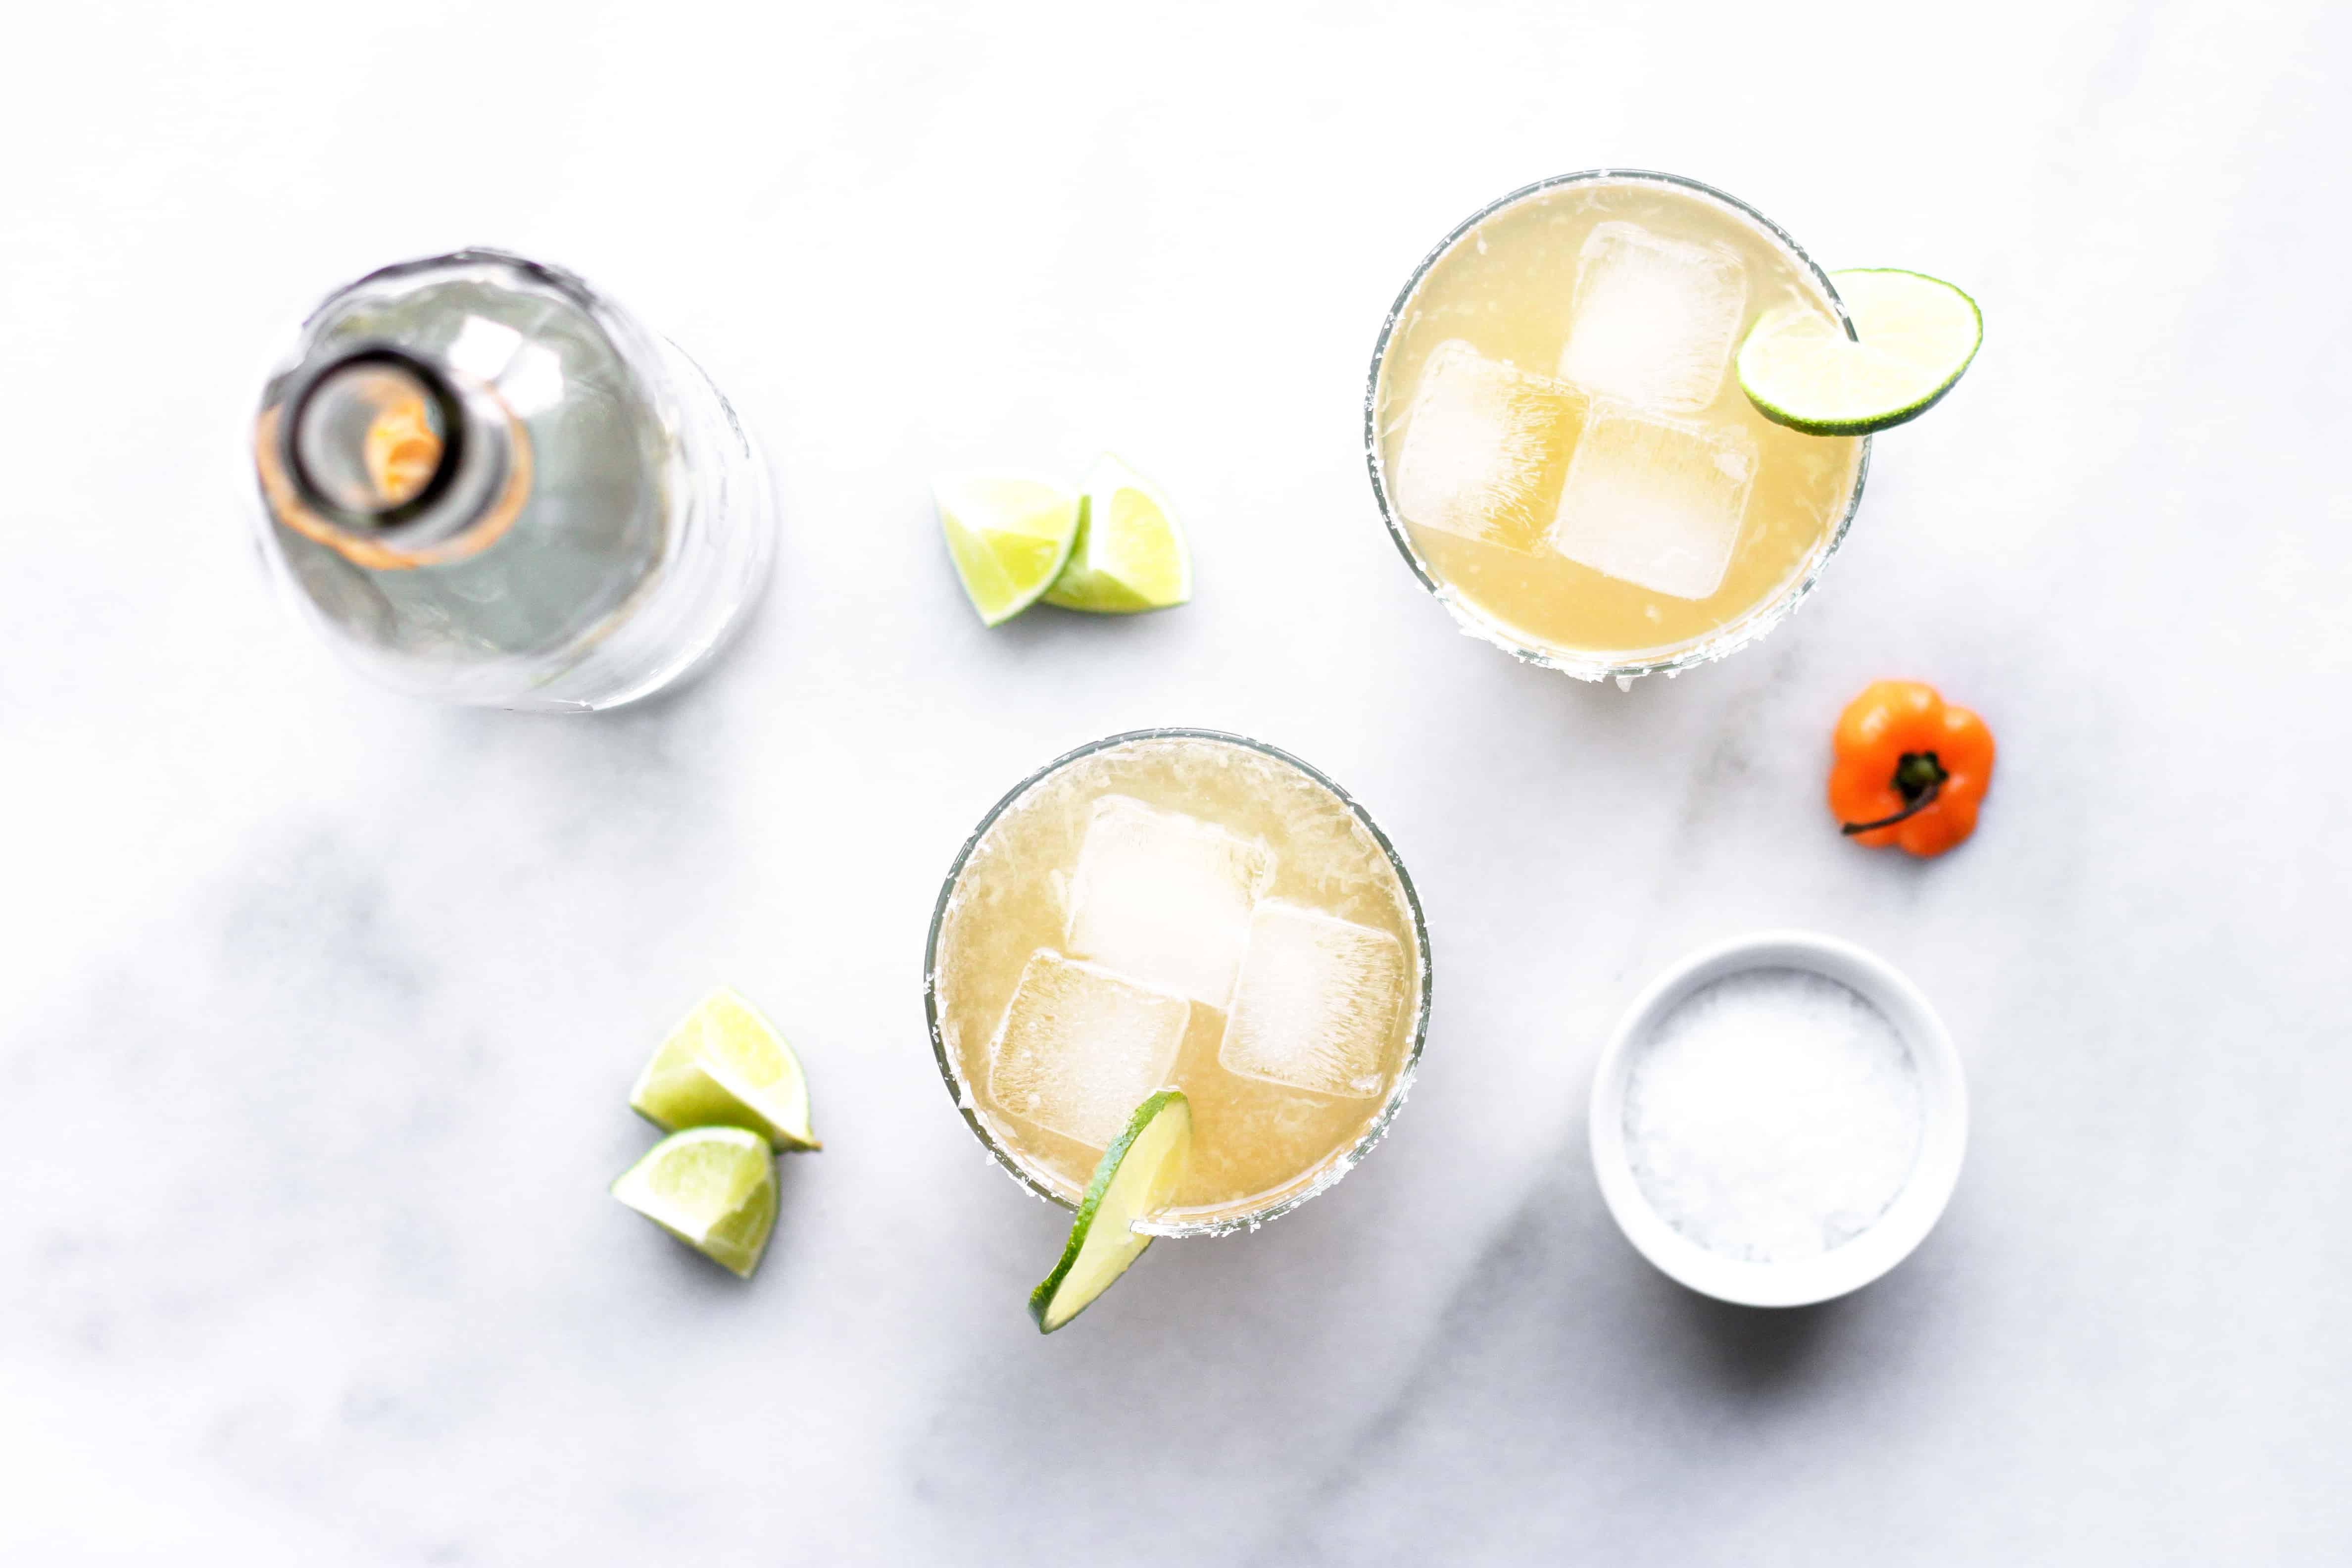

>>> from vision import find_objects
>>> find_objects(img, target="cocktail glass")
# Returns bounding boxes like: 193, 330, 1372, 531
1366, 169, 1871, 684
924, 729, 1431, 1237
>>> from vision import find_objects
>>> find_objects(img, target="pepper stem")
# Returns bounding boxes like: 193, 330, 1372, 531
1842, 751, 1951, 836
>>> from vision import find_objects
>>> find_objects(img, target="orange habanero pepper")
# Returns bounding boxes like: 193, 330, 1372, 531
1828, 681, 1994, 857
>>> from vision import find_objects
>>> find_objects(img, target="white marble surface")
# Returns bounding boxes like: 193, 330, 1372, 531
5, 2, 2349, 1562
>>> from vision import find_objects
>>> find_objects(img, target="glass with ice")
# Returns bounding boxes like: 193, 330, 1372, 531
926, 731, 1430, 1234
1368, 171, 1870, 681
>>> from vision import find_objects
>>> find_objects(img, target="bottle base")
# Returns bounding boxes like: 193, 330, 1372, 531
494, 341, 777, 714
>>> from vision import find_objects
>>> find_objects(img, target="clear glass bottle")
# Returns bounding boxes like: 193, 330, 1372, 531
251, 249, 775, 711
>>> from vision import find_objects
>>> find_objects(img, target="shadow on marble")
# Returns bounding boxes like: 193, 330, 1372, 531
1648, 1271, 1853, 1394
1240, 1145, 1902, 1568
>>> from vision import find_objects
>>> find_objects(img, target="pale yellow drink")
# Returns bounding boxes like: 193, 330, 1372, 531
1372, 172, 1865, 671
928, 733, 1426, 1232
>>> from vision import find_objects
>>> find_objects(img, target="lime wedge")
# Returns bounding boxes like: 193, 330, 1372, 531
1041, 454, 1192, 614
628, 987, 820, 1152
611, 1126, 779, 1278
1029, 1089, 1192, 1332
934, 472, 1082, 626
1736, 269, 1982, 436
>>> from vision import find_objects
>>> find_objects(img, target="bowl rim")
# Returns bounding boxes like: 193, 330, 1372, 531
1587, 929, 1967, 1307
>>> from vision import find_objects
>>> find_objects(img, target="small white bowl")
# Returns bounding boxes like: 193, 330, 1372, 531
1588, 930, 1967, 1308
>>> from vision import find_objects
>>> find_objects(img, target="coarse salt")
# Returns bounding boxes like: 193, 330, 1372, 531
1622, 967, 1922, 1263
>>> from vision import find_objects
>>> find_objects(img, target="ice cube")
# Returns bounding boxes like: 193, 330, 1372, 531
1556, 223, 1748, 413
1218, 901, 1408, 1099
1549, 406, 1757, 601
1067, 796, 1275, 1007
1391, 340, 1583, 552
986, 950, 1190, 1150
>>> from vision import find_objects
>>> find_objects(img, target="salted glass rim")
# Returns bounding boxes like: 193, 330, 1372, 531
922, 727, 1433, 1238
1363, 167, 1873, 683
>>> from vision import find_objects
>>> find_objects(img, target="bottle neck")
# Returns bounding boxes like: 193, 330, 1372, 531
257, 344, 532, 570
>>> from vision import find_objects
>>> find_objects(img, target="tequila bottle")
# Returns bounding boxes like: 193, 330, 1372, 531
252, 249, 774, 711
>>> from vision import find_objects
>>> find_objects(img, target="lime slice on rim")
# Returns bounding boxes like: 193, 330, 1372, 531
1736, 268, 1982, 436
628, 987, 820, 1152
1029, 1089, 1192, 1332
934, 472, 1082, 626
1041, 454, 1192, 614
611, 1126, 779, 1278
